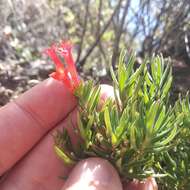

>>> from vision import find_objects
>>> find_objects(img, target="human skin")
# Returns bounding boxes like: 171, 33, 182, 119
0, 78, 157, 190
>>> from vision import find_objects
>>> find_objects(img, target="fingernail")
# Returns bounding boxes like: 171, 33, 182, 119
62, 157, 123, 190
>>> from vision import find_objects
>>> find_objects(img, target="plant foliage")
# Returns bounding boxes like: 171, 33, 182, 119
54, 52, 190, 189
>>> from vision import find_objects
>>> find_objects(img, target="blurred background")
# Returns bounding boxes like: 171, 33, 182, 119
0, 0, 190, 106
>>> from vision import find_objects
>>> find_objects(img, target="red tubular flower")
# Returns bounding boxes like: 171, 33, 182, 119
45, 41, 80, 92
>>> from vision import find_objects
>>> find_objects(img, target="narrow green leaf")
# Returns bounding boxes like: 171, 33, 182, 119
113, 83, 121, 112
127, 61, 146, 86
54, 146, 75, 165
146, 101, 159, 134
77, 114, 86, 140
152, 127, 175, 144
130, 122, 137, 149
160, 63, 171, 88
155, 125, 177, 146
86, 115, 94, 140
143, 83, 149, 104
145, 68, 153, 86
151, 57, 157, 82
118, 63, 127, 93
104, 107, 112, 135
163, 152, 177, 169
84, 80, 94, 101
88, 86, 101, 112
125, 52, 135, 80
153, 105, 166, 132
110, 65, 119, 87
115, 107, 128, 138
156, 57, 162, 82
104, 107, 117, 145
161, 75, 173, 99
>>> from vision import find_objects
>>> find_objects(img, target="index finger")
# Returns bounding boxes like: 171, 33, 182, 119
0, 78, 77, 175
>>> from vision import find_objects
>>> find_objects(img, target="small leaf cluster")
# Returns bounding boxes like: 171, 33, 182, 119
155, 96, 190, 189
54, 52, 190, 188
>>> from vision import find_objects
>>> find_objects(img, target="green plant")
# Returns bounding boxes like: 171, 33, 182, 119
47, 42, 190, 189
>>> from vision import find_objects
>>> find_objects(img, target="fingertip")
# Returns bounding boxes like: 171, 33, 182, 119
61, 157, 123, 190
123, 177, 158, 190
100, 84, 114, 101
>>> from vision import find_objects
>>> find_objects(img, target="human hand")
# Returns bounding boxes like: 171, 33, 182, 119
0, 79, 157, 190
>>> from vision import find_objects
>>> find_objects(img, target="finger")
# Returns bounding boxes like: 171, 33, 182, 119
0, 78, 77, 175
98, 85, 115, 110
99, 84, 115, 101
62, 157, 123, 190
123, 177, 158, 190
0, 84, 115, 189
0, 108, 78, 190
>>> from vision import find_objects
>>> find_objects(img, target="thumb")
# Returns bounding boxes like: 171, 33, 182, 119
61, 157, 123, 190
123, 177, 158, 190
